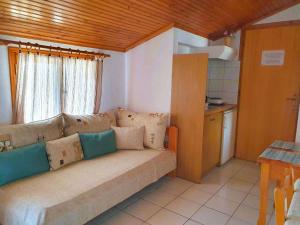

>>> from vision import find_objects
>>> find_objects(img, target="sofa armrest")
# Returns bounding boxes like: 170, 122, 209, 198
166, 126, 178, 154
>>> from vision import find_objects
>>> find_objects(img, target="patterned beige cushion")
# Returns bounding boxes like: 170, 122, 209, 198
116, 109, 168, 149
46, 133, 83, 170
0, 115, 63, 148
63, 111, 116, 136
112, 126, 145, 150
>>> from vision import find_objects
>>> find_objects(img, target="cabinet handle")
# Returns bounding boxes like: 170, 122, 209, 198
209, 118, 215, 122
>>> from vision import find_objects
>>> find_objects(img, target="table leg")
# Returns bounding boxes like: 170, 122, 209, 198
257, 163, 270, 225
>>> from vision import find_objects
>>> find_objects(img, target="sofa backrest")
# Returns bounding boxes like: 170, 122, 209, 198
0, 115, 64, 149
63, 112, 116, 136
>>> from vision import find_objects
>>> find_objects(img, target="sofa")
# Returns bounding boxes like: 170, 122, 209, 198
0, 111, 177, 225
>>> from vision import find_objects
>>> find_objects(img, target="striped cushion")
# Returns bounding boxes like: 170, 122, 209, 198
294, 179, 300, 192
287, 192, 300, 221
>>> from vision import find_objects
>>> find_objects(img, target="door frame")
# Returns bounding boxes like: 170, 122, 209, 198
235, 20, 300, 159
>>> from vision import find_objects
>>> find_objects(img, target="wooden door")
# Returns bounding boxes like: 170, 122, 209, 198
202, 112, 223, 175
236, 24, 300, 161
171, 54, 208, 183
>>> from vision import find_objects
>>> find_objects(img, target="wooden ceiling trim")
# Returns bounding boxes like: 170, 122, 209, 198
173, 0, 236, 28
208, 0, 300, 40
59, 0, 168, 28
243, 0, 300, 28
40, 0, 162, 31
0, 21, 129, 45
0, 20, 135, 45
0, 3, 149, 34
0, 29, 125, 51
126, 0, 215, 33
174, 9, 225, 30
0, 0, 298, 51
0, 15, 142, 41
1, 1, 157, 33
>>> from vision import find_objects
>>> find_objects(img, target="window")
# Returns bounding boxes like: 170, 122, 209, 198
9, 48, 103, 123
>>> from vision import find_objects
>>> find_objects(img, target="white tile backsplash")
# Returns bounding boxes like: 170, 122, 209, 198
208, 80, 224, 92
223, 80, 239, 93
207, 60, 240, 104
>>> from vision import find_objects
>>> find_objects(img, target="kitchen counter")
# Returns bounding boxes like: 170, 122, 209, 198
205, 104, 237, 116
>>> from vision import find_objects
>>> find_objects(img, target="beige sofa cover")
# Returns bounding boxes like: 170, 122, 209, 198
0, 149, 176, 225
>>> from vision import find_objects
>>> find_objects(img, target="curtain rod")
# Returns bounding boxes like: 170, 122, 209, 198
0, 39, 110, 58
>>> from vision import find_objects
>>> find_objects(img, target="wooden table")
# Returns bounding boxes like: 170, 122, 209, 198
257, 141, 300, 225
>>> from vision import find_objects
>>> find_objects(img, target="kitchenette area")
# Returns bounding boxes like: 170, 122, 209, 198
171, 36, 241, 183
202, 53, 240, 175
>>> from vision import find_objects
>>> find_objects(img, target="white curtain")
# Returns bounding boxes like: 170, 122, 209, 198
14, 52, 102, 123
62, 58, 98, 115
15, 53, 62, 123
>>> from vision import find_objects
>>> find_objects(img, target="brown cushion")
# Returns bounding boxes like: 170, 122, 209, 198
46, 133, 83, 170
63, 111, 116, 136
0, 115, 63, 148
116, 109, 168, 149
112, 126, 145, 150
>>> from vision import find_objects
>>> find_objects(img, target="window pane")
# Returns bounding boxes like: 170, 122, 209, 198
17, 53, 62, 123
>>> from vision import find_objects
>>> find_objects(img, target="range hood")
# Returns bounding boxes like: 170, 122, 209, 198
190, 45, 235, 60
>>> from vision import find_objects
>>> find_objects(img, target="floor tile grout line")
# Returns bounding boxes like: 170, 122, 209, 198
225, 183, 256, 225
125, 181, 196, 224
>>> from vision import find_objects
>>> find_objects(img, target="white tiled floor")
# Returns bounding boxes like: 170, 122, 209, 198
85, 159, 276, 225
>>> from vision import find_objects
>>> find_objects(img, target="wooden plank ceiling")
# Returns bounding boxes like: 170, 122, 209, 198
0, 0, 299, 52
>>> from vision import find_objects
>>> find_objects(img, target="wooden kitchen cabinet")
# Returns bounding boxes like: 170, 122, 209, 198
171, 53, 208, 183
202, 112, 223, 175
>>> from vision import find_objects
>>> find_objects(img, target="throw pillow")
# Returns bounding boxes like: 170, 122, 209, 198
46, 133, 84, 170
112, 126, 145, 150
0, 115, 63, 148
0, 134, 13, 152
63, 111, 116, 136
0, 143, 50, 186
79, 130, 117, 159
116, 109, 168, 149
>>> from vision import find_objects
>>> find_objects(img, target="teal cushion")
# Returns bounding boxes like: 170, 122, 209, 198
0, 143, 50, 186
79, 130, 117, 160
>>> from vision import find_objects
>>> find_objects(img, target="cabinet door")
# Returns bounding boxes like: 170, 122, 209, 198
202, 112, 222, 175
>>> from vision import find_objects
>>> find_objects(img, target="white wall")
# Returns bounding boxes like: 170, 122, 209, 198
0, 35, 126, 124
256, 3, 300, 24
125, 28, 174, 113
125, 28, 210, 114
173, 28, 209, 54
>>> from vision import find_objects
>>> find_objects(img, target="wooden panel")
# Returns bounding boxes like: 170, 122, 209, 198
202, 112, 223, 175
8, 47, 18, 112
0, 0, 298, 51
171, 53, 208, 183
236, 24, 300, 161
